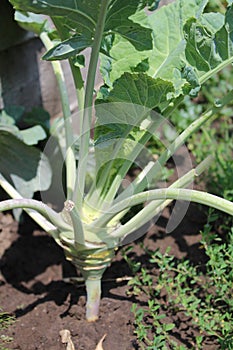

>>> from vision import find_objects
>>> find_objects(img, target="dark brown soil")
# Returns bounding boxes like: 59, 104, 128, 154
0, 200, 211, 350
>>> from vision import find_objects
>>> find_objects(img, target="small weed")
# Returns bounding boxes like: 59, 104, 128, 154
0, 310, 15, 330
120, 246, 141, 274
0, 309, 15, 350
125, 213, 233, 349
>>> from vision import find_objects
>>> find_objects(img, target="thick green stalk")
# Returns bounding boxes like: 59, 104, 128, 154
93, 186, 233, 231
40, 32, 76, 199
0, 198, 71, 232
200, 56, 233, 86
0, 173, 57, 234
90, 157, 209, 231
63, 200, 85, 245
109, 157, 213, 239
51, 17, 85, 115
51, 18, 85, 131
72, 0, 110, 209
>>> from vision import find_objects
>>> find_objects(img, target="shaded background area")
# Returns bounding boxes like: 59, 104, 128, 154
0, 0, 72, 117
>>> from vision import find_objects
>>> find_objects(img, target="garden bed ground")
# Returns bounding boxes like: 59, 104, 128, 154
0, 199, 212, 350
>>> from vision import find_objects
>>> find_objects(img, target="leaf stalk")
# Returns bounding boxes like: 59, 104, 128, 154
73, 0, 110, 209
0, 173, 56, 234
40, 31, 76, 199
0, 197, 71, 232
94, 188, 233, 231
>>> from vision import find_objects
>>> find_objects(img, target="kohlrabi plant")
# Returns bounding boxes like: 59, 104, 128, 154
1, 0, 233, 321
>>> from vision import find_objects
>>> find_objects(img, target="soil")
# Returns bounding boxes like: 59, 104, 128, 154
0, 199, 211, 350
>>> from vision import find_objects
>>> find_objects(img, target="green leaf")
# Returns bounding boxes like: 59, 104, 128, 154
100, 1, 233, 99
20, 125, 47, 145
201, 12, 224, 32
184, 18, 221, 72
95, 101, 150, 131
0, 131, 52, 199
164, 323, 175, 331
95, 73, 174, 170
100, 0, 206, 94
0, 110, 23, 139
9, 0, 99, 38
94, 124, 128, 146
107, 72, 174, 110
10, 0, 153, 53
0, 107, 48, 144
0, 105, 25, 124
184, 5, 233, 80
181, 66, 201, 97
141, 0, 208, 92
42, 35, 93, 60
0, 107, 50, 213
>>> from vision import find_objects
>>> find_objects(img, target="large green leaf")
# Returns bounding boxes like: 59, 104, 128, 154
95, 73, 174, 160
105, 0, 153, 51
0, 131, 52, 199
184, 5, 233, 81
95, 74, 174, 142
145, 1, 196, 80
10, 0, 154, 57
100, 0, 229, 96
0, 108, 51, 206
9, 0, 99, 38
